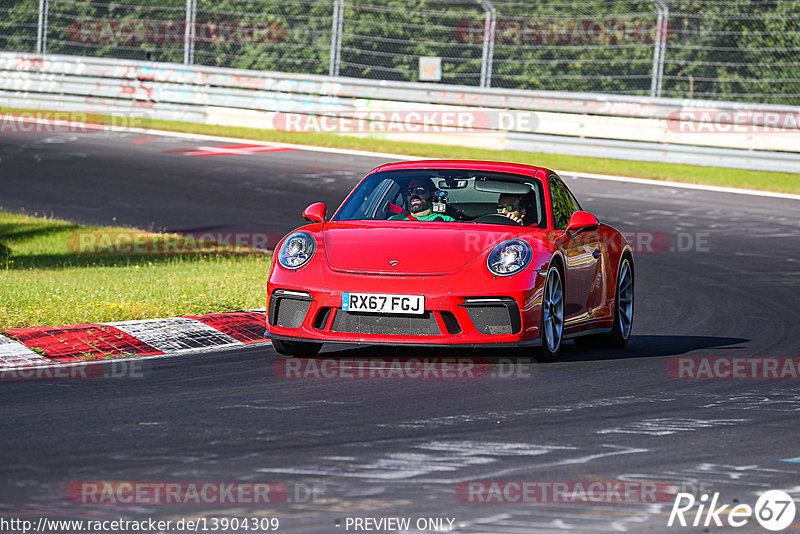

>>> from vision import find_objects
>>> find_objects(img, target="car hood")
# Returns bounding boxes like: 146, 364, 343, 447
322, 221, 523, 275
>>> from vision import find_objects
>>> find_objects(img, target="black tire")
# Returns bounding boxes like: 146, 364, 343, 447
609, 256, 634, 347
573, 255, 634, 349
535, 264, 565, 362
271, 338, 323, 357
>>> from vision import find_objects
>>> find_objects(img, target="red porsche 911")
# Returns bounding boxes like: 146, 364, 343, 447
265, 160, 634, 361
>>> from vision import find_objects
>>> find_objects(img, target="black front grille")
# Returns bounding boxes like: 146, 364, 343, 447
331, 310, 441, 335
439, 311, 462, 335
313, 307, 332, 330
274, 298, 310, 328
462, 298, 521, 335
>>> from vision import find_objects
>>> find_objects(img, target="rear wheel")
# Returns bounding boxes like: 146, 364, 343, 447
610, 257, 634, 347
271, 338, 323, 357
535, 265, 564, 362
574, 256, 634, 349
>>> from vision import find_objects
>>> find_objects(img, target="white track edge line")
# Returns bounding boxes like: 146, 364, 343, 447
13, 117, 800, 200
556, 170, 800, 201
132, 126, 800, 202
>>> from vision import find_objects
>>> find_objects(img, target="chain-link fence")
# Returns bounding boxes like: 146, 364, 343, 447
1, 0, 799, 105
662, 1, 800, 103
338, 1, 485, 86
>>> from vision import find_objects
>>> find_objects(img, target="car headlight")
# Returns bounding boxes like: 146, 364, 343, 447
487, 239, 532, 276
278, 231, 316, 269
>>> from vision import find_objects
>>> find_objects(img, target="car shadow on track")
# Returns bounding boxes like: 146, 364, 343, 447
559, 334, 749, 362
308, 334, 748, 363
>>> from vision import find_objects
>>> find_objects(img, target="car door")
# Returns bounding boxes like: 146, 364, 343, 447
549, 174, 601, 327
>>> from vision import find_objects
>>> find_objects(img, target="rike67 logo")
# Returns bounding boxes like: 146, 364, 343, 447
668, 490, 796, 531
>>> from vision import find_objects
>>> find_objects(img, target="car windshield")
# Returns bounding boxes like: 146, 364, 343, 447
332, 169, 547, 227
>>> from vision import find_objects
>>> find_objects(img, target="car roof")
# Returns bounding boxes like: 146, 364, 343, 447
367, 160, 550, 178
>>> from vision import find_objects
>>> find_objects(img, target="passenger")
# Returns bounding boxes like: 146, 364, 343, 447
497, 193, 527, 224
389, 178, 455, 221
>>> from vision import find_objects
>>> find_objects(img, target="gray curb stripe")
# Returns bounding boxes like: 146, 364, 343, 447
106, 317, 243, 353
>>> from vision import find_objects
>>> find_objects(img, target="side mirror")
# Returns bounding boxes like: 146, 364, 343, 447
565, 211, 599, 236
302, 202, 327, 223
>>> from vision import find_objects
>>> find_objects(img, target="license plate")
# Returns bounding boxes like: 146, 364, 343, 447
342, 292, 425, 315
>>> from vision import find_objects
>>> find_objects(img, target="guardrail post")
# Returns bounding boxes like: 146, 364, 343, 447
183, 0, 196, 65
650, 0, 668, 98
36, 0, 48, 54
479, 0, 496, 88
329, 0, 344, 76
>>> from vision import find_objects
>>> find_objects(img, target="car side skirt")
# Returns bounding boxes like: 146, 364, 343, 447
564, 327, 613, 339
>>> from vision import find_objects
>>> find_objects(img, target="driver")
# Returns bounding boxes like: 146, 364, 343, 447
389, 178, 455, 221
497, 194, 527, 224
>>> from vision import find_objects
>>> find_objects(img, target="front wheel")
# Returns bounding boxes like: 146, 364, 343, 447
535, 265, 564, 362
271, 338, 323, 357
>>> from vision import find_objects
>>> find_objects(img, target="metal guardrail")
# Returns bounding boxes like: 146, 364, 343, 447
5, 53, 800, 119
2, 52, 800, 173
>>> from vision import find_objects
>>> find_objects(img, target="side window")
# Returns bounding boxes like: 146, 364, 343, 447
566, 186, 582, 213
380, 183, 405, 218
549, 175, 575, 229
354, 178, 399, 219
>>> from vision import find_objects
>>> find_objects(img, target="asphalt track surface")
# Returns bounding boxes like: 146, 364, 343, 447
2, 129, 800, 533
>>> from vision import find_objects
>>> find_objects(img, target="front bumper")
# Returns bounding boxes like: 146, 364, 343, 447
265, 264, 545, 346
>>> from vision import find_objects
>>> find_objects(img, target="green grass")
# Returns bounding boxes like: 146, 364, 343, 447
3, 106, 798, 194
0, 210, 270, 330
